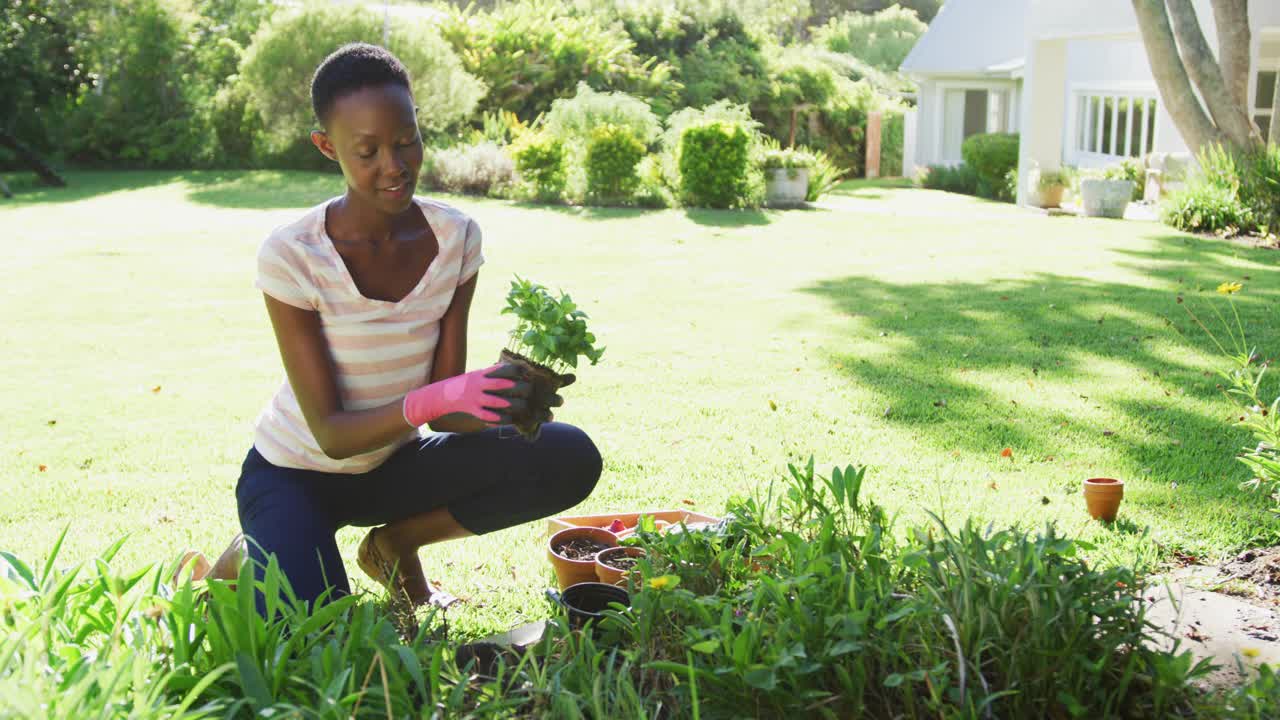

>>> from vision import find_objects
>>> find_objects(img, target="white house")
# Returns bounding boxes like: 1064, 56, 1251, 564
900, 0, 1280, 205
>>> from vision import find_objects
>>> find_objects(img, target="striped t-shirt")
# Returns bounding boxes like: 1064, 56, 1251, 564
253, 196, 484, 473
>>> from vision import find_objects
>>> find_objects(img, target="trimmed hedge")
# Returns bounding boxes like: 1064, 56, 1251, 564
513, 133, 567, 200
961, 132, 1019, 201
585, 124, 646, 203
678, 121, 751, 208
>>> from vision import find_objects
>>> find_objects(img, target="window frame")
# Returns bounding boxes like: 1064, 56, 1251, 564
1066, 85, 1159, 167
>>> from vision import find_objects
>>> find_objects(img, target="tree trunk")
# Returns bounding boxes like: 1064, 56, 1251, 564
1166, 0, 1260, 149
1212, 0, 1251, 111
1271, 69, 1280, 145
1132, 0, 1227, 153
0, 129, 66, 189
788, 108, 798, 148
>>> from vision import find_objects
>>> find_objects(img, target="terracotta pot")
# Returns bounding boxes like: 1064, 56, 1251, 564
1083, 477, 1125, 522
595, 546, 647, 586
1037, 184, 1065, 209
548, 527, 617, 591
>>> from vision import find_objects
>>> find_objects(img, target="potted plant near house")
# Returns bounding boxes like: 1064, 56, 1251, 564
500, 276, 605, 441
1080, 161, 1140, 219
763, 148, 813, 208
1034, 168, 1073, 209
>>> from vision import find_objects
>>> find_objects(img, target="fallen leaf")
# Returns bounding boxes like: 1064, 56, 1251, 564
46, 420, 56, 426
1040, 496, 1051, 505
987, 481, 999, 490
151, 385, 162, 393
682, 498, 696, 506
933, 399, 947, 408
1000, 447, 1013, 458
38, 464, 47, 472
999, 296, 1009, 301
883, 406, 892, 418
768, 399, 778, 411
1102, 430, 1115, 437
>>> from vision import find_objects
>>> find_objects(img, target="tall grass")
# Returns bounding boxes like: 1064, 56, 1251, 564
3, 464, 1279, 717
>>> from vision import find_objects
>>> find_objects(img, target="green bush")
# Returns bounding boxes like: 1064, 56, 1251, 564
613, 2, 769, 113
678, 121, 753, 208
961, 132, 1020, 201
1161, 144, 1280, 237
63, 0, 199, 167
919, 164, 979, 195
585, 124, 646, 203
422, 142, 515, 197
1160, 182, 1254, 235
240, 5, 484, 166
813, 6, 928, 72
545, 83, 661, 147
438, 0, 674, 121
512, 132, 567, 200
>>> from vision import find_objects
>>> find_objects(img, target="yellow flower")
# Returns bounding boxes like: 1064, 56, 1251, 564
647, 574, 681, 591
1217, 282, 1243, 295
1243, 647, 1261, 659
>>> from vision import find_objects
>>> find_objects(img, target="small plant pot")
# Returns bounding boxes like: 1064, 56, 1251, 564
765, 167, 809, 208
1083, 477, 1125, 522
499, 348, 565, 441
548, 526, 617, 591
549, 582, 631, 631
1037, 184, 1065, 209
595, 547, 647, 586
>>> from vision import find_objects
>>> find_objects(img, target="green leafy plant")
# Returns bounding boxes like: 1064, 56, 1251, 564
1037, 167, 1075, 190
1177, 282, 1280, 510
918, 164, 979, 196
1101, 158, 1145, 201
585, 123, 647, 204
1160, 182, 1253, 235
960, 132, 1019, 202
501, 276, 604, 372
678, 121, 752, 208
512, 132, 567, 201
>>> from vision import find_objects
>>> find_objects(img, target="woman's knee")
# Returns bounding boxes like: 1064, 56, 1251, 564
540, 422, 602, 506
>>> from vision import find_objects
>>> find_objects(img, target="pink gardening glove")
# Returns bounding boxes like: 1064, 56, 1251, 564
403, 364, 519, 427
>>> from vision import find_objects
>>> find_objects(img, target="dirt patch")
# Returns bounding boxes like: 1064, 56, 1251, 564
553, 538, 611, 561
1218, 546, 1280, 605
601, 555, 639, 571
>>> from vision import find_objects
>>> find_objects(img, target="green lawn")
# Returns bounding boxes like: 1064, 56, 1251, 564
2, 171, 1277, 637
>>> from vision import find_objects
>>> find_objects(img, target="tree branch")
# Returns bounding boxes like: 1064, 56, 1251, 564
1212, 0, 1251, 111
1166, 0, 1260, 149
1131, 0, 1225, 153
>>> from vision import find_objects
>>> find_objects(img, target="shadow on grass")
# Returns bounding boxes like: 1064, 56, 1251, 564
802, 234, 1280, 534
2, 171, 179, 205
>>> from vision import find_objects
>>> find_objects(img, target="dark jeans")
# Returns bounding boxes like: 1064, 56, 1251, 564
236, 422, 602, 608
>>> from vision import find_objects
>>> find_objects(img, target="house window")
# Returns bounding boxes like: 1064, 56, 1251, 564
1256, 70, 1276, 140
1074, 93, 1157, 159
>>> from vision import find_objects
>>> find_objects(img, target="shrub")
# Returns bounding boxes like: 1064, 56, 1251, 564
512, 132, 567, 200
585, 124, 646, 203
961, 132, 1020, 201
422, 142, 515, 197
813, 6, 928, 72
62, 0, 199, 167
545, 83, 661, 147
1160, 182, 1253, 235
919, 164, 979, 195
240, 5, 484, 165
438, 0, 674, 121
613, 2, 769, 113
678, 121, 753, 208
634, 155, 675, 208
806, 148, 846, 201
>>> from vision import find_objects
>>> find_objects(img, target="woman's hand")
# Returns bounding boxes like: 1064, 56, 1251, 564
403, 363, 518, 427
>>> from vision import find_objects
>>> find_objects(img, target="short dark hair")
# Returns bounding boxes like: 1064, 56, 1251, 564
310, 43, 412, 127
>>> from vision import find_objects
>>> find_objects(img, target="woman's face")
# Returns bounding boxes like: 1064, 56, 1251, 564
312, 83, 423, 214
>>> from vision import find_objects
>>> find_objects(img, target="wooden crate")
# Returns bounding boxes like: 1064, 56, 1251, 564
547, 509, 720, 537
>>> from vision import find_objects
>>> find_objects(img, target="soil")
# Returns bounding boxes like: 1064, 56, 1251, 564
601, 555, 639, 571
499, 349, 563, 440
1219, 546, 1280, 605
553, 537, 611, 561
